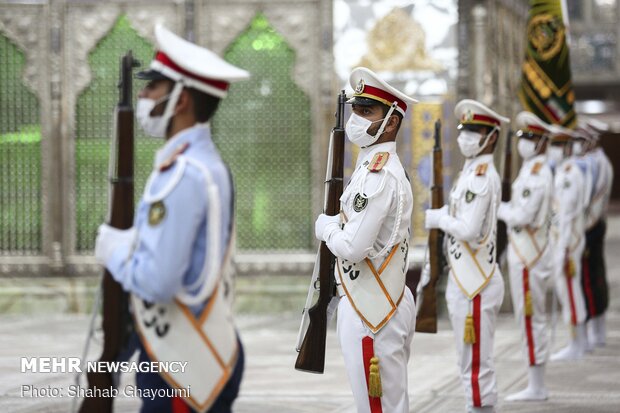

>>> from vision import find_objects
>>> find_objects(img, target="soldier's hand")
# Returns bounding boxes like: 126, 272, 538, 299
497, 202, 509, 222
418, 261, 431, 291
314, 214, 340, 241
95, 224, 137, 265
425, 205, 448, 229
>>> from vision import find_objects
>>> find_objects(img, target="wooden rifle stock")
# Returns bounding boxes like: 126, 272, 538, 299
79, 51, 138, 413
416, 119, 444, 333
496, 129, 512, 261
295, 91, 346, 373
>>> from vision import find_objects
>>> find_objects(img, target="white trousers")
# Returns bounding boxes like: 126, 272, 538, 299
553, 246, 587, 326
337, 287, 416, 413
446, 269, 504, 408
507, 244, 551, 366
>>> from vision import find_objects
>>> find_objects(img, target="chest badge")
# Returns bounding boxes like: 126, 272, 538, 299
148, 201, 166, 226
353, 193, 368, 212
465, 190, 476, 203
523, 188, 531, 197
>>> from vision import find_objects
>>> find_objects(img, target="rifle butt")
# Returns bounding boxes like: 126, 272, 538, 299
294, 306, 327, 374
415, 285, 438, 333
78, 371, 114, 413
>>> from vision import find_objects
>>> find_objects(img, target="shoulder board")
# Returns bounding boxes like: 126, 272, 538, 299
564, 163, 571, 172
475, 163, 488, 176
159, 142, 190, 172
531, 162, 542, 175
368, 152, 390, 173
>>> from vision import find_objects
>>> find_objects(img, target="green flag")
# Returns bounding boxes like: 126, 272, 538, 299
519, 0, 576, 127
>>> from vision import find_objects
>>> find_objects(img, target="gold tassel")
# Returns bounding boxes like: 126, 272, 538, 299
525, 290, 533, 317
464, 313, 476, 344
368, 356, 383, 398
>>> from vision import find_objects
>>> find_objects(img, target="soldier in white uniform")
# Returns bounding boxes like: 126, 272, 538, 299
94, 26, 249, 413
580, 118, 614, 347
572, 123, 599, 353
547, 125, 589, 362
315, 67, 416, 413
497, 112, 554, 401
425, 100, 508, 413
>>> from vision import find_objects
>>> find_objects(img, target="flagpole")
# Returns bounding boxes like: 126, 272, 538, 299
560, 0, 571, 43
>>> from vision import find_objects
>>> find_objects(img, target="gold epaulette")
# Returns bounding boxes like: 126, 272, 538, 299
531, 162, 542, 174
368, 152, 390, 173
564, 163, 571, 172
475, 163, 488, 176
159, 142, 190, 171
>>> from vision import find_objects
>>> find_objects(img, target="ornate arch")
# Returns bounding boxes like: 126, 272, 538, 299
0, 4, 46, 98
198, 1, 320, 97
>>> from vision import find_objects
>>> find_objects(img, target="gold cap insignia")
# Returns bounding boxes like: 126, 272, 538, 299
355, 78, 365, 94
464, 109, 474, 122
148, 201, 166, 226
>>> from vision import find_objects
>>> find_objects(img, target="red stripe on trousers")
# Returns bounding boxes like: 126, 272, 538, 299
362, 336, 383, 413
523, 267, 536, 365
172, 396, 190, 413
582, 256, 597, 316
471, 295, 482, 407
565, 262, 578, 325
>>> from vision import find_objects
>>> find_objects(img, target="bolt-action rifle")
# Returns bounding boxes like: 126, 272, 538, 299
497, 129, 513, 261
416, 119, 444, 333
295, 90, 346, 373
78, 51, 139, 413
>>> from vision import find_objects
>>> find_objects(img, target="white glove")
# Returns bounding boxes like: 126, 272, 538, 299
314, 213, 340, 241
425, 205, 449, 230
497, 202, 509, 223
418, 261, 431, 291
94, 224, 137, 266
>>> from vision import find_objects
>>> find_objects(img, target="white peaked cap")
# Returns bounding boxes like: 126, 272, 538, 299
348, 67, 417, 116
582, 116, 609, 133
549, 124, 577, 142
515, 111, 553, 136
580, 116, 609, 141
575, 119, 596, 141
140, 25, 249, 98
454, 99, 510, 129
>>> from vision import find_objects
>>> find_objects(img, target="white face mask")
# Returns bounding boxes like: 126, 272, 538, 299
345, 113, 387, 148
136, 95, 171, 138
457, 127, 497, 158
345, 103, 397, 148
547, 145, 564, 164
136, 82, 184, 138
517, 138, 537, 160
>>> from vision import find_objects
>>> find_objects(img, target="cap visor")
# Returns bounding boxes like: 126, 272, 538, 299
135, 69, 170, 81
346, 96, 386, 107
